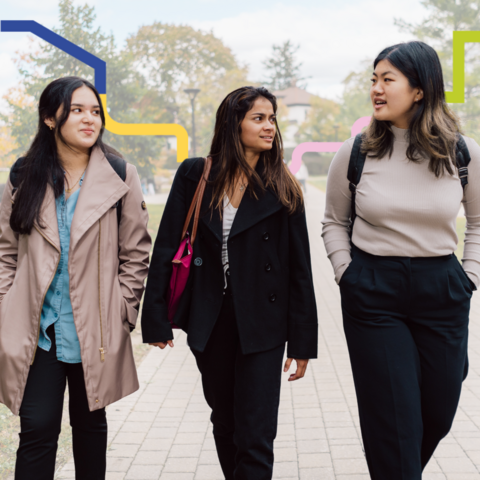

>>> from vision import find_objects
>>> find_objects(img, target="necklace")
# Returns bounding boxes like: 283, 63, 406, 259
238, 177, 247, 191
65, 165, 87, 194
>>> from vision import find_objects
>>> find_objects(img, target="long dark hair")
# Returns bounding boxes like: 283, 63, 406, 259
10, 76, 109, 235
363, 41, 461, 177
208, 86, 303, 214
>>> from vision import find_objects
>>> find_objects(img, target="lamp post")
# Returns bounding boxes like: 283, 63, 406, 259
184, 88, 201, 156
166, 105, 179, 151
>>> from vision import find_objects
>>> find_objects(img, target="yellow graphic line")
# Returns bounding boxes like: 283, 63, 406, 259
100, 94, 189, 163
446, 31, 480, 104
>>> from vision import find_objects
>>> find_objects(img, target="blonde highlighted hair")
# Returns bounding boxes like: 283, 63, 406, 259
363, 41, 462, 177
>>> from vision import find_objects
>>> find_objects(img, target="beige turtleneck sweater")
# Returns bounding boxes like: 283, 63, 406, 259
322, 125, 480, 287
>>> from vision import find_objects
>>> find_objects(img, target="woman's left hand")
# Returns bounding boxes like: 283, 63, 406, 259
284, 358, 309, 381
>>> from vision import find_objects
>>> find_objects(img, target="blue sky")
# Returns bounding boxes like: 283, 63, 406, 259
0, 0, 429, 109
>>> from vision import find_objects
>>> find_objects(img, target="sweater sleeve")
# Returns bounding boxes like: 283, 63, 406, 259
461, 136, 480, 288
321, 138, 355, 284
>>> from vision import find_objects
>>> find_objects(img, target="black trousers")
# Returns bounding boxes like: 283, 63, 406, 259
15, 325, 107, 480
191, 284, 285, 480
340, 245, 472, 480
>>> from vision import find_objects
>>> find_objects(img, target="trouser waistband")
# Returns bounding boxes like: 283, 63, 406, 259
351, 243, 454, 267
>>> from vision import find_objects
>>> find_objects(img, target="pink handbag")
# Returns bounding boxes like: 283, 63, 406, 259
167, 157, 212, 327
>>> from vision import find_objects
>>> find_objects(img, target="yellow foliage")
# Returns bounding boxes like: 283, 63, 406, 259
0, 126, 17, 168
4, 85, 35, 110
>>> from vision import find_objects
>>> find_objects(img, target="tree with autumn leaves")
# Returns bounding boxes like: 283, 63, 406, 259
4, 0, 480, 172
1, 0, 248, 175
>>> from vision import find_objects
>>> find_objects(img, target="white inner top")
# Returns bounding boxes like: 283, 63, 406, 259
222, 194, 238, 288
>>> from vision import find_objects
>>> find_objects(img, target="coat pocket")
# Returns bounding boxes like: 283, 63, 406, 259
115, 278, 132, 334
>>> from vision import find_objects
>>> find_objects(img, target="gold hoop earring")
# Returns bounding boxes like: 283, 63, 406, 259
49, 125, 53, 130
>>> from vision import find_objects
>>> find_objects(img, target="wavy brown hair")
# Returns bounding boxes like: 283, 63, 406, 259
363, 41, 461, 177
208, 86, 303, 214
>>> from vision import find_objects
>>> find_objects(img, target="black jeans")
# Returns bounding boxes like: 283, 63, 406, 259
340, 245, 472, 480
191, 283, 285, 480
15, 325, 107, 480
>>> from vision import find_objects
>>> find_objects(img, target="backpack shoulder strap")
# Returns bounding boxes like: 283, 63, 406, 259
347, 133, 367, 237
455, 134, 471, 190
105, 153, 127, 227
106, 153, 127, 182
9, 157, 25, 192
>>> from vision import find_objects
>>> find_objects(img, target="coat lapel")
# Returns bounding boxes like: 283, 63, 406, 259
70, 147, 130, 252
184, 156, 283, 241
184, 158, 223, 242
229, 185, 282, 240
35, 184, 60, 251
198, 183, 223, 242
229, 156, 283, 239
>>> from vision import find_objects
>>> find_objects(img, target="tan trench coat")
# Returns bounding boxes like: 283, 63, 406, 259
0, 147, 151, 415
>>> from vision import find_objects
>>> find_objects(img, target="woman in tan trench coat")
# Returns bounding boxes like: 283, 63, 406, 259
0, 77, 151, 479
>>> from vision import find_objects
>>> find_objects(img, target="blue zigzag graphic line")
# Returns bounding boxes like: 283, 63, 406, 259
1, 20, 106, 94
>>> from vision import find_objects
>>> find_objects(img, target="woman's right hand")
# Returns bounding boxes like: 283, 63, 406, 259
149, 340, 174, 349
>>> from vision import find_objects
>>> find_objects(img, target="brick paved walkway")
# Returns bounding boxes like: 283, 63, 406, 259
57, 186, 480, 479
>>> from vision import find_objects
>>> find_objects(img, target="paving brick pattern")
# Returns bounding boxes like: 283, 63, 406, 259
57, 187, 480, 479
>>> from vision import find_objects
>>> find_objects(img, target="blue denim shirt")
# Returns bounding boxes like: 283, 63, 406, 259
37, 174, 85, 363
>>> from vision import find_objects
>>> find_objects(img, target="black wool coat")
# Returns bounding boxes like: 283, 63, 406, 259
141, 157, 318, 359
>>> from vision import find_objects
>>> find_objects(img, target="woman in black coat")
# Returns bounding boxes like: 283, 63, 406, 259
141, 86, 318, 480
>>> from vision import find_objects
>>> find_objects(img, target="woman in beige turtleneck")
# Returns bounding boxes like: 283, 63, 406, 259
322, 41, 479, 480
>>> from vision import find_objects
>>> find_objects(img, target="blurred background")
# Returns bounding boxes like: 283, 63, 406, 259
3, 0, 479, 183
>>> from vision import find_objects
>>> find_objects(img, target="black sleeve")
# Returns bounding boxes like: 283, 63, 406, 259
141, 160, 191, 343
286, 205, 319, 359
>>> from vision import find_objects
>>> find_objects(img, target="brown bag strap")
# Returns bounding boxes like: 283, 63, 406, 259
180, 157, 212, 244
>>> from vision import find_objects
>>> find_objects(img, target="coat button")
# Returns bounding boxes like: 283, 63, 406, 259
269, 294, 276, 302
263, 232, 269, 241
265, 263, 271, 272
194, 257, 203, 266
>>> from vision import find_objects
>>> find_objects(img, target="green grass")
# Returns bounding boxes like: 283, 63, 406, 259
307, 175, 327, 192
147, 204, 165, 246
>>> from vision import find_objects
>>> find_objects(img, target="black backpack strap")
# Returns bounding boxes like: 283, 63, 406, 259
455, 134, 471, 190
9, 157, 25, 193
105, 153, 127, 227
347, 133, 367, 237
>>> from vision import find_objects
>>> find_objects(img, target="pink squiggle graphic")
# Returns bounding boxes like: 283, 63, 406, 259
289, 116, 372, 175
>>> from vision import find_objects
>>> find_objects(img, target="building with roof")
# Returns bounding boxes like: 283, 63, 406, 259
273, 82, 313, 148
